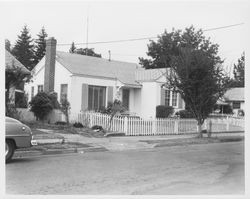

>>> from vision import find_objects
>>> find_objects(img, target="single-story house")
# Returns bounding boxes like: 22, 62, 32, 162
224, 87, 244, 115
25, 37, 185, 119
5, 50, 30, 105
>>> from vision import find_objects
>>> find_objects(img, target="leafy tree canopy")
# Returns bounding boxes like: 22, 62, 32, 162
12, 25, 35, 70
34, 27, 48, 65
140, 26, 231, 137
232, 52, 244, 87
139, 26, 222, 69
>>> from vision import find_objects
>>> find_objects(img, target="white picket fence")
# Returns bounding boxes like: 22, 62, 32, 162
70, 112, 244, 136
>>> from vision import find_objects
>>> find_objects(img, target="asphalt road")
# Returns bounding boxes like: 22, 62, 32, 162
6, 141, 244, 195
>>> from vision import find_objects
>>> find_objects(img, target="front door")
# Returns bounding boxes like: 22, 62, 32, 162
122, 89, 130, 110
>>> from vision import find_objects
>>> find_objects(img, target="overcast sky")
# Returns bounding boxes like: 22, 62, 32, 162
1, 0, 249, 76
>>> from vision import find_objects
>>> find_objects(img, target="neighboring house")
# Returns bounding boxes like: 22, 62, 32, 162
25, 37, 184, 119
5, 50, 30, 105
224, 87, 244, 115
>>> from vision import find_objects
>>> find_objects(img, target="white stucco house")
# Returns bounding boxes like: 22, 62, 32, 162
25, 37, 185, 120
224, 87, 244, 115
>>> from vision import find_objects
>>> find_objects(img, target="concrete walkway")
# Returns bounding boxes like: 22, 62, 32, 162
33, 130, 244, 152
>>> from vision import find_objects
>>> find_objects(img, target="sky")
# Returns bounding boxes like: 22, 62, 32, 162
1, 0, 249, 76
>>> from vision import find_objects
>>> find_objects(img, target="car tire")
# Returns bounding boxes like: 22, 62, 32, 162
6, 140, 15, 163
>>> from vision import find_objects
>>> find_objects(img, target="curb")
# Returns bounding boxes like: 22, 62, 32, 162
14, 146, 108, 158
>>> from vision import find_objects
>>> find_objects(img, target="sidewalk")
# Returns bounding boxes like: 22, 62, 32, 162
14, 130, 244, 158
36, 130, 244, 150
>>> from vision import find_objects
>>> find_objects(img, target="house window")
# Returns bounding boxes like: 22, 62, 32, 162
60, 84, 68, 101
165, 90, 171, 106
88, 85, 106, 111
31, 86, 34, 98
232, 101, 241, 109
122, 89, 130, 110
172, 91, 178, 107
37, 85, 43, 93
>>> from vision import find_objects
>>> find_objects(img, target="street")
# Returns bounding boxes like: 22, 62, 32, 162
6, 141, 244, 195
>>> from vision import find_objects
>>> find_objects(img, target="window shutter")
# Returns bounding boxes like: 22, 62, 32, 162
81, 84, 88, 111
178, 93, 183, 109
160, 88, 165, 105
107, 86, 113, 104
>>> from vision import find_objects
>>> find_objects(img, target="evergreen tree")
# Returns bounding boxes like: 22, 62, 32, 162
5, 39, 11, 52
12, 25, 35, 70
69, 42, 76, 53
34, 27, 48, 65
232, 52, 244, 87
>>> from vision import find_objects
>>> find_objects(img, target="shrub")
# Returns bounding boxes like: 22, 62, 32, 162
29, 92, 54, 121
156, 105, 174, 118
73, 122, 84, 128
48, 92, 60, 109
91, 125, 104, 132
55, 121, 67, 125
175, 110, 194, 118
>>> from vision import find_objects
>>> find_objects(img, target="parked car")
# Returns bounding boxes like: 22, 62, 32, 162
5, 117, 35, 163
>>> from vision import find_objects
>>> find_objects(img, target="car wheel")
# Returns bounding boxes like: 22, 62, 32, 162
6, 140, 15, 163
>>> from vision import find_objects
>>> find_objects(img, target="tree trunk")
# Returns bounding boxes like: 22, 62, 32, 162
108, 114, 114, 131
197, 123, 203, 138
207, 120, 212, 138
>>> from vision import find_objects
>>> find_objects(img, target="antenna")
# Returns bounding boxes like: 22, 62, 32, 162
86, 5, 89, 55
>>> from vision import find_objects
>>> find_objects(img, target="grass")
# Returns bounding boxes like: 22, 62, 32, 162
141, 136, 244, 147
24, 121, 106, 137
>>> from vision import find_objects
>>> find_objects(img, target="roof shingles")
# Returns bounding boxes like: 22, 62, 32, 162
56, 51, 141, 87
5, 50, 30, 74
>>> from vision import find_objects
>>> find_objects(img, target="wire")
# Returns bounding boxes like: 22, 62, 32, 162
57, 23, 244, 46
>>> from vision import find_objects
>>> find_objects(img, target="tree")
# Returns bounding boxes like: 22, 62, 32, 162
73, 48, 102, 58
232, 52, 244, 87
34, 27, 48, 65
5, 39, 11, 52
69, 42, 76, 53
60, 98, 70, 124
140, 26, 230, 137
5, 63, 31, 117
12, 25, 35, 70
101, 99, 125, 131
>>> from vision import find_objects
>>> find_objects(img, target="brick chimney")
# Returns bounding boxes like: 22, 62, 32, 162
44, 37, 57, 93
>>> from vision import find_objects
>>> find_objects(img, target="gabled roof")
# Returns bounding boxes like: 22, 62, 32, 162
5, 50, 30, 74
135, 68, 170, 82
224, 87, 244, 101
56, 51, 141, 87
